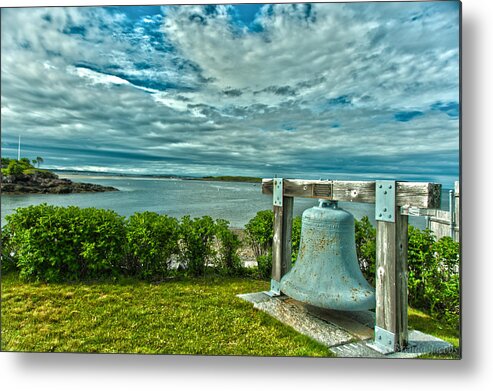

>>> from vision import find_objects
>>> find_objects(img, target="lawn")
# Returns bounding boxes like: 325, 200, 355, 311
1, 273, 459, 357
0, 273, 334, 356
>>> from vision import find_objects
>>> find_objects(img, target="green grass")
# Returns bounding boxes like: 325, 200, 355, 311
1, 273, 333, 356
1, 273, 460, 358
408, 307, 460, 359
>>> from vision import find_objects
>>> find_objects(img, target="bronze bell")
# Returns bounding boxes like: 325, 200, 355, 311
280, 200, 375, 311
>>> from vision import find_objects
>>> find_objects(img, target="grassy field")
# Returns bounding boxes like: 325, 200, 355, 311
1, 274, 333, 356
1, 274, 459, 357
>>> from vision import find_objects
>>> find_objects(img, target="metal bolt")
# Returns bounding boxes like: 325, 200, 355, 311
384, 191, 387, 195
379, 213, 382, 217
383, 208, 387, 212
388, 214, 392, 218
379, 184, 382, 188
389, 185, 392, 189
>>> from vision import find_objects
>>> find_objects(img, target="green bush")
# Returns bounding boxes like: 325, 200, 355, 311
178, 215, 217, 277
407, 226, 436, 308
245, 211, 303, 278
3, 204, 126, 282
358, 222, 460, 327
214, 219, 243, 276
1, 224, 17, 273
5, 160, 25, 176
256, 254, 273, 279
354, 216, 377, 285
415, 235, 460, 326
291, 216, 302, 264
245, 210, 274, 258
126, 212, 180, 280
2, 205, 246, 281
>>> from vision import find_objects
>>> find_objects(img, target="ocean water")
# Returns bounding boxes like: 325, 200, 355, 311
1, 174, 451, 229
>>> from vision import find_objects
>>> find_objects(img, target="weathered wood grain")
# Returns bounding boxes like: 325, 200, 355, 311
271, 196, 293, 282
375, 208, 408, 351
262, 179, 441, 208
272, 205, 283, 282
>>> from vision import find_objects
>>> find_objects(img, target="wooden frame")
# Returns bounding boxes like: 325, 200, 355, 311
262, 178, 441, 353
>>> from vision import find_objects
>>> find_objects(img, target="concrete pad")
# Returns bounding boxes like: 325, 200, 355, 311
384, 330, 455, 358
305, 305, 374, 340
330, 341, 385, 358
238, 291, 455, 359
254, 297, 355, 347
237, 292, 272, 305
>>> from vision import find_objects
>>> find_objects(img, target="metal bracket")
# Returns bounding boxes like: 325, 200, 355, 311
264, 279, 281, 297
375, 180, 396, 222
273, 178, 283, 207
371, 326, 396, 354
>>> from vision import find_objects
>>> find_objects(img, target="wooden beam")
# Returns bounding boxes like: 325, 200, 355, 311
375, 207, 409, 351
262, 179, 441, 209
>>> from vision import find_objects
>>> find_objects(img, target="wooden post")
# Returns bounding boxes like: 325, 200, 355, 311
270, 178, 294, 294
272, 197, 293, 281
375, 207, 409, 351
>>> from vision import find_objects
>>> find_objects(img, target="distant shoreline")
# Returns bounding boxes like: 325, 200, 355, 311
54, 170, 262, 184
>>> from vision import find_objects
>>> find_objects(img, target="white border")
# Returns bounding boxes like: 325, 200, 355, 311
2, 1, 492, 390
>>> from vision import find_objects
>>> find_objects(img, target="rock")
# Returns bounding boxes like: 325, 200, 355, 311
1, 171, 119, 195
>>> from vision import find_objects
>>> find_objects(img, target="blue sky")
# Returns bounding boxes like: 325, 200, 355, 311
1, 2, 460, 187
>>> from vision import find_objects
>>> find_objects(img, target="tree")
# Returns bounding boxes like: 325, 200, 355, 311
35, 156, 44, 168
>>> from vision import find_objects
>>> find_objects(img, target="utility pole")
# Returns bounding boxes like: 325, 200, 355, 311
17, 135, 21, 160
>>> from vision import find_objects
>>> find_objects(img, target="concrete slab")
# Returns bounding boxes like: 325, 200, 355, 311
237, 291, 272, 305
237, 291, 455, 359
305, 305, 374, 340
385, 330, 456, 358
253, 296, 355, 347
330, 341, 385, 358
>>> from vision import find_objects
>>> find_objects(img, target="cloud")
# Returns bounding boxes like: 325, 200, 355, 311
1, 3, 460, 187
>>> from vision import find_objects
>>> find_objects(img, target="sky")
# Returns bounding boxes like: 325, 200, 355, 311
0, 1, 460, 187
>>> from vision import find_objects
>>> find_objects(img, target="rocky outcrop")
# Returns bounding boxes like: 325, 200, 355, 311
1, 171, 118, 194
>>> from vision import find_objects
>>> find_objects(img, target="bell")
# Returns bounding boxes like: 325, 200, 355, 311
280, 200, 375, 311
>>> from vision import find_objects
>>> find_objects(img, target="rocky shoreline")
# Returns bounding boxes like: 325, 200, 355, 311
1, 171, 118, 195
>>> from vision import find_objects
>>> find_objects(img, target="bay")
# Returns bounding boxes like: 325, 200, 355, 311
1, 174, 451, 229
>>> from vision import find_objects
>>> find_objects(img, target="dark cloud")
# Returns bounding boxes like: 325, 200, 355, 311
394, 111, 425, 122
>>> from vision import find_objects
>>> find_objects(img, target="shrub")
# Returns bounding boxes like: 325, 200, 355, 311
178, 215, 217, 277
214, 219, 243, 276
354, 221, 460, 327
5, 160, 25, 176
256, 254, 273, 279
354, 216, 377, 285
3, 204, 126, 282
245, 210, 274, 258
1, 224, 17, 273
126, 212, 180, 280
291, 216, 302, 264
245, 211, 302, 278
407, 226, 436, 309
423, 236, 460, 325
